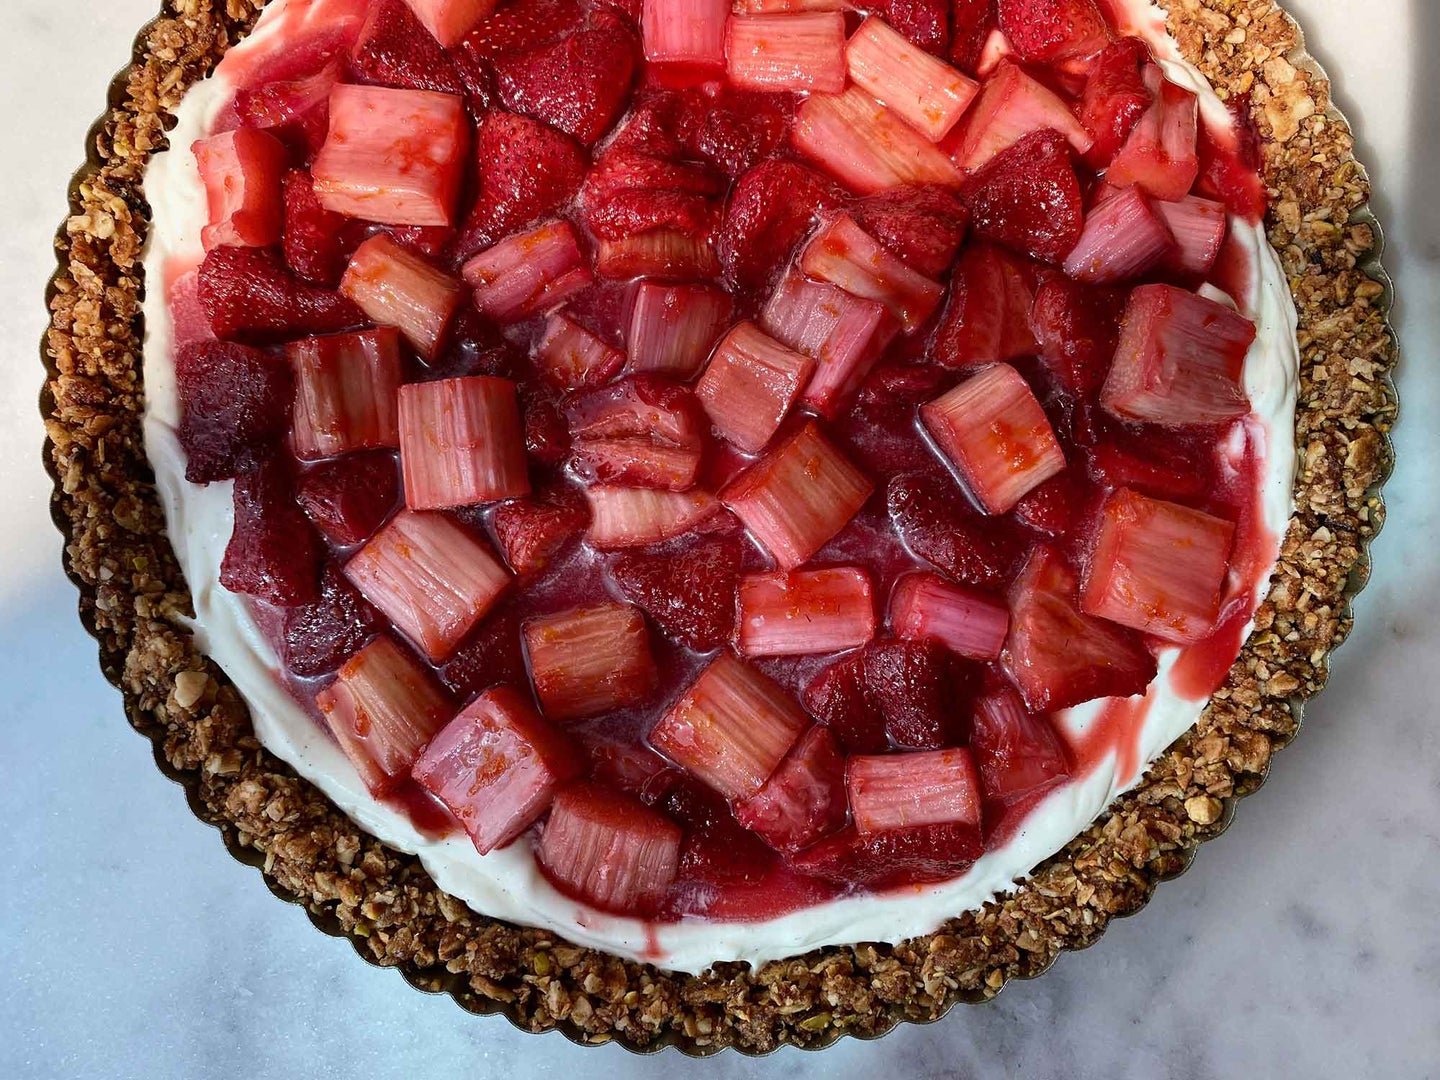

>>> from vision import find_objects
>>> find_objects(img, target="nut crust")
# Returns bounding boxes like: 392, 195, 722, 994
42, 0, 1396, 1055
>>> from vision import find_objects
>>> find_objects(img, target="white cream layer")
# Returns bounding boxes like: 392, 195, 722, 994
140, 0, 1298, 973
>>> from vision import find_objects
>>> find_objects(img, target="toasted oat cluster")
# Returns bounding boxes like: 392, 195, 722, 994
45, 0, 1395, 1055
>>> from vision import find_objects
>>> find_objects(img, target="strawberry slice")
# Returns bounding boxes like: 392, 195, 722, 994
463, 220, 594, 323
491, 490, 589, 575
455, 111, 588, 258
863, 639, 968, 750
848, 747, 982, 833
626, 282, 733, 378
921, 363, 1067, 515
849, 185, 970, 278
287, 328, 404, 460
493, 16, 638, 146
996, 0, 1109, 63
659, 778, 777, 900
534, 312, 626, 392
689, 90, 792, 177
795, 86, 964, 193
970, 681, 1070, 805
459, 0, 586, 62
340, 234, 465, 361
720, 421, 874, 570
1028, 276, 1127, 400
538, 781, 682, 915
790, 820, 984, 888
1003, 544, 1157, 712
197, 246, 364, 343
175, 340, 294, 484
802, 652, 889, 753
221, 459, 323, 607
192, 128, 287, 251
641, 0, 729, 68
929, 241, 1040, 368
413, 686, 582, 854
398, 376, 530, 509
725, 13, 848, 93
961, 129, 1084, 264
799, 214, 944, 333
281, 170, 356, 287
566, 376, 705, 491
282, 563, 386, 677
524, 603, 657, 721
889, 571, 1010, 661
609, 535, 742, 652
345, 509, 512, 661
945, 59, 1093, 172
294, 450, 401, 547
316, 635, 454, 795
1077, 38, 1152, 169
887, 470, 1028, 588
1062, 185, 1176, 283
949, 0, 997, 74
1105, 66, 1200, 202
717, 160, 843, 295
437, 599, 528, 697
1081, 488, 1236, 643
401, 0, 498, 48
1100, 284, 1255, 427
695, 321, 815, 453
584, 485, 720, 549
738, 567, 877, 657
734, 725, 848, 852
351, 0, 467, 95
650, 653, 808, 800
846, 16, 977, 142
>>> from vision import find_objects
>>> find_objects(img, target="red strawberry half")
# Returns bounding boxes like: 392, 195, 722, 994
608, 535, 742, 652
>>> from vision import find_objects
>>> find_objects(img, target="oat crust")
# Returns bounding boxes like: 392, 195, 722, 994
42, 0, 1396, 1054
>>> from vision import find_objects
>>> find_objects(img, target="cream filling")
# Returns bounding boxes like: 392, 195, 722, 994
140, 0, 1298, 973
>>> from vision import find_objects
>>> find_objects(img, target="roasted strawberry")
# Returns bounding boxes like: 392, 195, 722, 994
996, 0, 1110, 64
950, 0, 997, 74
350, 0, 466, 96
802, 652, 889, 754
282, 563, 385, 676
873, 0, 951, 53
970, 682, 1071, 805
294, 451, 401, 547
221, 458, 323, 607
232, 60, 340, 158
689, 91, 791, 177
437, 600, 528, 697
608, 534, 742, 652
887, 471, 1028, 588
492, 16, 638, 146
961, 129, 1084, 264
863, 639, 968, 750
1077, 38, 1152, 169
281, 170, 357, 287
459, 0, 587, 63
491, 491, 589, 575
734, 725, 849, 852
717, 160, 845, 295
849, 185, 970, 278
174, 340, 293, 484
1029, 276, 1128, 400
197, 246, 364, 342
929, 241, 1040, 368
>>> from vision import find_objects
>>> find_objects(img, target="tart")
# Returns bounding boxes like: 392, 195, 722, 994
44, 0, 1395, 1054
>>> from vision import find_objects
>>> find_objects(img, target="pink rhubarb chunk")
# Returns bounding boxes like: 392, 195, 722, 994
721, 420, 874, 569
193, 128, 287, 250
945, 59, 1093, 172
288, 328, 404, 459
398, 375, 530, 509
1100, 284, 1255, 426
738, 566, 876, 657
524, 603, 658, 721
846, 16, 979, 143
970, 682, 1070, 804
583, 485, 720, 549
799, 213, 944, 333
694, 321, 815, 453
794, 85, 963, 194
596, 229, 720, 281
1154, 194, 1228, 278
847, 748, 982, 834
402, 0, 497, 47
889, 570, 1009, 661
626, 281, 734, 378
1062, 185, 1176, 284
1081, 488, 1236, 644
725, 12, 847, 93
340, 233, 465, 360
462, 220, 594, 323
642, 0, 729, 68
345, 509, 511, 661
733, 724, 848, 852
1105, 66, 1200, 202
315, 635, 452, 795
538, 781, 682, 915
312, 84, 468, 226
534, 312, 626, 392
650, 652, 808, 800
920, 363, 1065, 514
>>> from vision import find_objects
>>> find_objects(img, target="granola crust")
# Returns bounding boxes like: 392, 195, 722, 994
42, 0, 1396, 1055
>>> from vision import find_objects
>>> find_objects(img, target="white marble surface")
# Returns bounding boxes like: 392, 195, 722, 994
2, 1, 1437, 1076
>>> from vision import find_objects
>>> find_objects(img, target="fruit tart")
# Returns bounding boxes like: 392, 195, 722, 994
45, 0, 1396, 1054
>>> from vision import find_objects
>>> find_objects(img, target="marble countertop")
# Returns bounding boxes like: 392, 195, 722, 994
3, 1, 1437, 1076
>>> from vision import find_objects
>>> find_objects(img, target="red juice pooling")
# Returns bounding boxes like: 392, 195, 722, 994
165, 0, 1283, 926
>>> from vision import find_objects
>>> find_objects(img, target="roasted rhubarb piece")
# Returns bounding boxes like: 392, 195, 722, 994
847, 748, 982, 833
339, 234, 464, 361
1101, 284, 1255, 426
463, 220, 593, 322
192, 128, 287, 250
534, 312, 626, 391
295, 451, 401, 547
538, 781, 682, 915
641, 0, 729, 68
283, 563, 386, 677
491, 491, 588, 575
1082, 488, 1236, 643
345, 508, 511, 660
315, 635, 453, 794
945, 60, 1093, 172
566, 376, 705, 491
794, 85, 963, 193
221, 460, 323, 607
287, 329, 404, 459
651, 653, 808, 800
846, 17, 978, 142
996, 0, 1109, 63
970, 682, 1070, 804
398, 375, 530, 509
863, 638, 965, 749
626, 282, 734, 378
929, 242, 1039, 368
198, 246, 364, 343
694, 322, 815, 453
1153, 194, 1228, 278
233, 59, 340, 158
1062, 185, 1176, 283
799, 214, 944, 332
889, 571, 1009, 661
1003, 545, 1157, 712
312, 84, 468, 226
960, 129, 1084, 265
921, 363, 1066, 514
761, 269, 898, 416
738, 567, 876, 657
888, 471, 1028, 588
1106, 67, 1200, 202
584, 485, 720, 548
524, 603, 657, 721
734, 725, 848, 851
721, 421, 873, 569
595, 229, 721, 280
175, 340, 294, 483
609, 536, 742, 652
725, 12, 846, 92
412, 687, 582, 854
